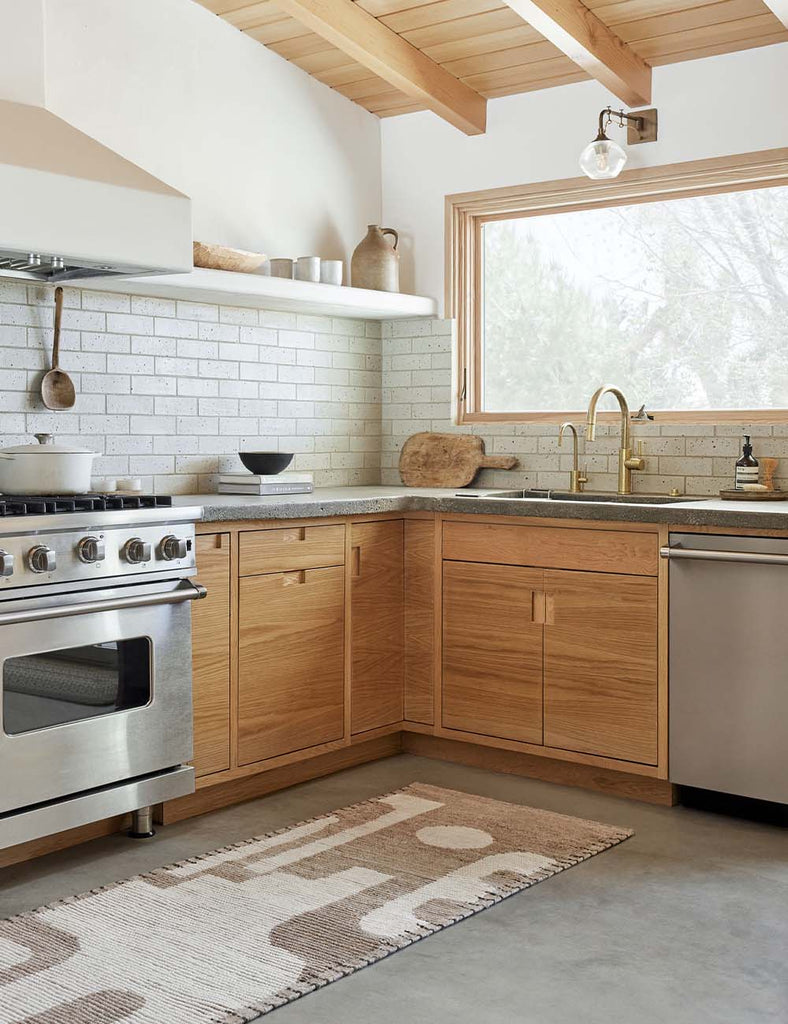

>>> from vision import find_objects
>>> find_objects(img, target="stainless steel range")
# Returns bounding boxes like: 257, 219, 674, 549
0, 495, 205, 852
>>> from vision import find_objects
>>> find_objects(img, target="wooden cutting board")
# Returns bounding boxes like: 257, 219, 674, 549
399, 432, 518, 488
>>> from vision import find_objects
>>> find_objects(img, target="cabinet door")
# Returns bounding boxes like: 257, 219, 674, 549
351, 520, 404, 734
442, 561, 544, 744
238, 566, 345, 765
543, 570, 658, 764
192, 533, 231, 777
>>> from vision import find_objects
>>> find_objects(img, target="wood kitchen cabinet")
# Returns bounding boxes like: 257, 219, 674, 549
191, 533, 232, 777
350, 519, 404, 734
238, 565, 345, 764
442, 560, 544, 744
543, 570, 658, 764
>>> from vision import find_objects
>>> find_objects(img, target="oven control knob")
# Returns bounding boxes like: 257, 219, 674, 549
28, 545, 56, 574
159, 535, 188, 561
0, 550, 14, 577
78, 536, 106, 564
123, 538, 151, 564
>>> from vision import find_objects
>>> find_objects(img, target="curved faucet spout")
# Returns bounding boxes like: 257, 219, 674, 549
585, 385, 631, 449
585, 385, 643, 494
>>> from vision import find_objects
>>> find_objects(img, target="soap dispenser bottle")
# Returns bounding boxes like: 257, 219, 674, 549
735, 435, 759, 489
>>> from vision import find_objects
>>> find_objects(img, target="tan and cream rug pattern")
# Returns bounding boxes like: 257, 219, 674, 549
0, 783, 632, 1023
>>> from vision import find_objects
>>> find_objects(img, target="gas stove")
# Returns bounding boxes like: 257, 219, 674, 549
0, 493, 174, 517
0, 496, 202, 592
0, 496, 204, 852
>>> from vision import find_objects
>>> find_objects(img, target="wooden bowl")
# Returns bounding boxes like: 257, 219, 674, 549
239, 452, 294, 475
193, 241, 267, 274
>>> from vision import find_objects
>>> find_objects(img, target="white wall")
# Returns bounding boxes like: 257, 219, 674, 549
381, 43, 788, 305
41, 0, 382, 264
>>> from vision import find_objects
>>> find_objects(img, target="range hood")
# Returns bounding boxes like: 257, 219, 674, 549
0, 4, 191, 283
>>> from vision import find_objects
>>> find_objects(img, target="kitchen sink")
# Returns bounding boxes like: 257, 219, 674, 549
479, 489, 698, 505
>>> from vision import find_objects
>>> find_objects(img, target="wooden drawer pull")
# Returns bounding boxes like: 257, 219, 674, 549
351, 545, 361, 578
283, 570, 307, 586
531, 591, 545, 624
545, 593, 555, 626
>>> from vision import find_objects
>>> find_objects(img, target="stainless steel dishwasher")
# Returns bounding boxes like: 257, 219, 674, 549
663, 532, 788, 804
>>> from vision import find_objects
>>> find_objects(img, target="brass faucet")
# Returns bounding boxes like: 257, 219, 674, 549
558, 423, 588, 493
585, 385, 646, 494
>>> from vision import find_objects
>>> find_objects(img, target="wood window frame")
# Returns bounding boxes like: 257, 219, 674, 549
446, 148, 788, 425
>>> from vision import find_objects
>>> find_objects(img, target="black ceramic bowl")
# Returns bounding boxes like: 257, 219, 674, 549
239, 451, 294, 475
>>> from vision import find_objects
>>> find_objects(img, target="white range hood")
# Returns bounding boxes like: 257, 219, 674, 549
0, 2, 191, 283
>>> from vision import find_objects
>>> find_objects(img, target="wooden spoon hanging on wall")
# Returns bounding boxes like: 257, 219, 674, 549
41, 286, 76, 410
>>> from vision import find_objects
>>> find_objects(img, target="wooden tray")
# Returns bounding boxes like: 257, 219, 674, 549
719, 489, 788, 501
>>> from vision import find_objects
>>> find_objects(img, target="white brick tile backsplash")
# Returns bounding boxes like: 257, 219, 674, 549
198, 322, 239, 343
378, 317, 788, 495
11, 292, 771, 495
132, 296, 177, 318
219, 306, 258, 326
107, 354, 155, 375
130, 375, 176, 396
178, 378, 219, 397
176, 301, 218, 322
82, 291, 130, 313
155, 317, 198, 339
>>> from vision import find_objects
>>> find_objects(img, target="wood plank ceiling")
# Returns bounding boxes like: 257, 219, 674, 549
196, 0, 788, 127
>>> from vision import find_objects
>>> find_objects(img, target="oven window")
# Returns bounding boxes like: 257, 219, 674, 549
2, 638, 151, 735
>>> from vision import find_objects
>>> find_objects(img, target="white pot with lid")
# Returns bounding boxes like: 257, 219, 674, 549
0, 434, 98, 495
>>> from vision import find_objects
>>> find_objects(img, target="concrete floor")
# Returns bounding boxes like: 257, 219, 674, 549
2, 754, 786, 1024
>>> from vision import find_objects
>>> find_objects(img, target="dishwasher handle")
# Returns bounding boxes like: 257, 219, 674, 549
660, 546, 788, 566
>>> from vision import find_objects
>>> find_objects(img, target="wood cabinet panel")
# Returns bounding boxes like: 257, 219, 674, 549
543, 569, 658, 764
192, 533, 231, 777
404, 519, 435, 725
238, 566, 345, 764
239, 524, 345, 575
443, 521, 659, 576
351, 520, 404, 734
442, 560, 544, 744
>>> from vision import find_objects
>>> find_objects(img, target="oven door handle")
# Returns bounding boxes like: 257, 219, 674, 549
0, 580, 207, 627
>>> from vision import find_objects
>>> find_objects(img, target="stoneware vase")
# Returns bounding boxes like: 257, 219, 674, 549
351, 225, 399, 292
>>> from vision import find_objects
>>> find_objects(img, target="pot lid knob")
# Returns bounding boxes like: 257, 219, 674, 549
34, 433, 54, 446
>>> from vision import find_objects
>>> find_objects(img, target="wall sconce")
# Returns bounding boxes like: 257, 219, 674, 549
579, 106, 658, 180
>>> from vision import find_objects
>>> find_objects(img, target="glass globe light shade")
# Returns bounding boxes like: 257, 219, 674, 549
579, 135, 628, 179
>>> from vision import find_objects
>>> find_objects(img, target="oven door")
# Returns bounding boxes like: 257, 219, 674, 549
0, 578, 204, 815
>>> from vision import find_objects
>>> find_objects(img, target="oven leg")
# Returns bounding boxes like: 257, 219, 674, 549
128, 806, 156, 839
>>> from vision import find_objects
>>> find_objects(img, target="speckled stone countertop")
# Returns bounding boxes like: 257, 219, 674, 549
172, 486, 788, 531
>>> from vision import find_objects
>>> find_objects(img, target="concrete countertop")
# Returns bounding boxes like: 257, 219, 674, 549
173, 486, 788, 531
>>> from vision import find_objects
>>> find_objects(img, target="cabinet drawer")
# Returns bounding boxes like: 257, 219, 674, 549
443, 521, 658, 576
240, 524, 345, 575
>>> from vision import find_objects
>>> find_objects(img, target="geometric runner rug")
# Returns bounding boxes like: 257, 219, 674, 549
0, 783, 632, 1023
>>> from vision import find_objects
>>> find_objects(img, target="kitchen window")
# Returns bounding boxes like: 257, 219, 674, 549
447, 149, 788, 424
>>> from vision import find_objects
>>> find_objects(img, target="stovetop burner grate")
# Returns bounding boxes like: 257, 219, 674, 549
0, 494, 174, 517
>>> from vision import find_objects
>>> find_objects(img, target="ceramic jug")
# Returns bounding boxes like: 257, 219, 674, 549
351, 225, 399, 292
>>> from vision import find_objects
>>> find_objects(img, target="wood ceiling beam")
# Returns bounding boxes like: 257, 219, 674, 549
500, 0, 652, 105
761, 0, 788, 28
271, 0, 487, 134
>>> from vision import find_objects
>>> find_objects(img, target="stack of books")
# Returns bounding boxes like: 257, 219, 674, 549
218, 472, 314, 496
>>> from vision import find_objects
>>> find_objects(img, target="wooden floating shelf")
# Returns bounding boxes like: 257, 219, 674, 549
77, 267, 438, 321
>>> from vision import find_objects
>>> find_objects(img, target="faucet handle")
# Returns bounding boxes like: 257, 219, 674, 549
625, 439, 646, 472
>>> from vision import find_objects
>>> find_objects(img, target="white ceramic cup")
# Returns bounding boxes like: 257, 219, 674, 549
269, 258, 294, 279
295, 256, 321, 282
319, 260, 344, 286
